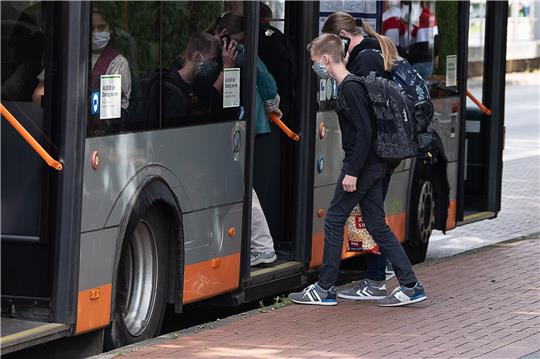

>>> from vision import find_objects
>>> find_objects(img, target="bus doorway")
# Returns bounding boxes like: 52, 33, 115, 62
1, 1, 81, 353
247, 1, 312, 285
459, 1, 508, 224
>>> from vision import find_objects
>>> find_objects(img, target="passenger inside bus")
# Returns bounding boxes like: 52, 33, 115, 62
212, 12, 279, 266
87, 3, 132, 135
162, 32, 235, 126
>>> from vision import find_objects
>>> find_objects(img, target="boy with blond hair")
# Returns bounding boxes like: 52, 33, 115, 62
288, 34, 427, 307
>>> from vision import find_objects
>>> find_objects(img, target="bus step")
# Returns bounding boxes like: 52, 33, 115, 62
0, 318, 69, 354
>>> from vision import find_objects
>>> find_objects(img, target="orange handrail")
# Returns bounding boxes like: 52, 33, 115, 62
1, 103, 63, 171
268, 112, 300, 142
467, 90, 492, 116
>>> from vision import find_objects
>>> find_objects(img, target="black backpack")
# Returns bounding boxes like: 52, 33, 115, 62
361, 49, 435, 158
390, 58, 435, 157
339, 73, 418, 162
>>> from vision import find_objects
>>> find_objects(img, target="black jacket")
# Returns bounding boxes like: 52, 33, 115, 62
337, 75, 382, 177
347, 36, 391, 80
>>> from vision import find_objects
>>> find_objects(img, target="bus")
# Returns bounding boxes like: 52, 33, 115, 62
1, 0, 508, 356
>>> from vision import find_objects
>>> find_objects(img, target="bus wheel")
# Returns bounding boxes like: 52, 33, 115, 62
404, 179, 435, 264
106, 206, 169, 349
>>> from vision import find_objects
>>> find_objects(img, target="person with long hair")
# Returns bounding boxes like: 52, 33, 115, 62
321, 12, 407, 302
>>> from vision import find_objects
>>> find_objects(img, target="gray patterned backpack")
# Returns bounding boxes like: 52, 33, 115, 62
340, 73, 419, 162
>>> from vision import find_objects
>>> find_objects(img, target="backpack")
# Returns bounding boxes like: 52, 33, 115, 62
339, 73, 418, 162
390, 58, 435, 157
361, 49, 435, 158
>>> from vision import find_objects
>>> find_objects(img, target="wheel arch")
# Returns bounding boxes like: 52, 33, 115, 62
110, 176, 185, 322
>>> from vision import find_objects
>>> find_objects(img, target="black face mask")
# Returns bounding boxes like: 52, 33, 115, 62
339, 35, 351, 55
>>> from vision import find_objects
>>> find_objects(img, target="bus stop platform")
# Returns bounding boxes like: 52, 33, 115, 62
97, 234, 540, 359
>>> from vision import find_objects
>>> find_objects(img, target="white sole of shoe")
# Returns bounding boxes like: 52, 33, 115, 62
385, 273, 396, 281
250, 254, 277, 266
338, 293, 386, 300
290, 299, 337, 306
377, 295, 428, 307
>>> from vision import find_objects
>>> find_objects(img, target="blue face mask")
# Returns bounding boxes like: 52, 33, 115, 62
312, 62, 329, 79
235, 42, 245, 52
196, 57, 219, 77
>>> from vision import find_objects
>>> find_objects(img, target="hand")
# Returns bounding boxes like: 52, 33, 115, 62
342, 175, 357, 192
222, 39, 238, 69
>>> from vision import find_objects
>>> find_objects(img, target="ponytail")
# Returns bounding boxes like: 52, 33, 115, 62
361, 21, 400, 72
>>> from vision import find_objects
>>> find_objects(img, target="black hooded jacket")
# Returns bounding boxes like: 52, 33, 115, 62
346, 36, 387, 79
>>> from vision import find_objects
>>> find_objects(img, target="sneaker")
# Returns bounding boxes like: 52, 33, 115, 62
377, 282, 427, 307
250, 251, 277, 266
288, 283, 337, 306
385, 264, 396, 281
337, 279, 387, 300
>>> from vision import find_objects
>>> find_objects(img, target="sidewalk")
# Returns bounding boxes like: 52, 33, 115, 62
97, 234, 540, 359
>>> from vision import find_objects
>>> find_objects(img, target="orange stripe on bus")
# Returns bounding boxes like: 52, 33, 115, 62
75, 283, 112, 335
310, 212, 406, 268
183, 253, 241, 304
446, 200, 457, 231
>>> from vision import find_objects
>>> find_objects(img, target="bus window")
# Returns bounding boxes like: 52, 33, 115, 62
86, 1, 243, 137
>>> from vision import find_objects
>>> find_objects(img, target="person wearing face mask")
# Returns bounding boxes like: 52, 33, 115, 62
288, 34, 427, 307
162, 32, 236, 126
90, 6, 131, 123
321, 12, 408, 296
213, 12, 280, 267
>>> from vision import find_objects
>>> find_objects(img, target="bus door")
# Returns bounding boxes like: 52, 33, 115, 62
459, 1, 508, 224
243, 1, 310, 297
1, 1, 74, 353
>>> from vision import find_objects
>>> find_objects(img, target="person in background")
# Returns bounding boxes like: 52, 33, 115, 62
321, 12, 400, 299
410, 1, 438, 78
212, 12, 279, 266
91, 5, 131, 112
382, 0, 408, 57
288, 34, 427, 307
256, 2, 297, 243
163, 32, 236, 124
89, 4, 131, 132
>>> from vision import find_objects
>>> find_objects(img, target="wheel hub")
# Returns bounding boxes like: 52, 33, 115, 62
119, 220, 159, 337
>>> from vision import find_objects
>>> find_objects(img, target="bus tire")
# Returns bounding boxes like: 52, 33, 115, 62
404, 176, 435, 264
105, 205, 169, 349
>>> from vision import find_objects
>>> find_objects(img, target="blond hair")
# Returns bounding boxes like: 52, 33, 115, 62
322, 11, 400, 71
306, 33, 344, 63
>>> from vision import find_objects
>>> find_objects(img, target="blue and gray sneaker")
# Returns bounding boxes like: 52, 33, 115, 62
377, 281, 427, 307
337, 279, 386, 300
288, 283, 337, 306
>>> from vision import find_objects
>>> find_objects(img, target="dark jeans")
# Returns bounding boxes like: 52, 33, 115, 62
318, 163, 418, 288
366, 168, 393, 282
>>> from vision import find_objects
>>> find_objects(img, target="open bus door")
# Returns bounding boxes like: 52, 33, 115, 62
1, 2, 88, 355
458, 1, 508, 224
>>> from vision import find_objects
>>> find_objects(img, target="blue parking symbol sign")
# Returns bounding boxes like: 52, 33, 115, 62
91, 92, 100, 115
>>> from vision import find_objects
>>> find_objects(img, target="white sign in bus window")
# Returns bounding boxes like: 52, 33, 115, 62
446, 55, 457, 87
223, 68, 241, 108
99, 74, 121, 120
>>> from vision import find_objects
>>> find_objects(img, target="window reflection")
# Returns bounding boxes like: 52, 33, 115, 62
87, 1, 243, 137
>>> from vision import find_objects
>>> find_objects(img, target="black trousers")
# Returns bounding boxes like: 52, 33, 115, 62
365, 169, 393, 282
318, 163, 418, 288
